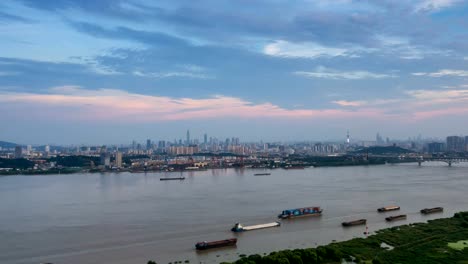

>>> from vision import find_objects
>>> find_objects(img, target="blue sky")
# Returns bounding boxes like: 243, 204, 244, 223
1, 0, 468, 145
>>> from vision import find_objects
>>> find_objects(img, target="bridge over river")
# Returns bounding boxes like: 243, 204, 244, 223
417, 157, 468, 166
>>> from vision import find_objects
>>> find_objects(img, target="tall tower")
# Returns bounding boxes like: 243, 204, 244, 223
346, 130, 350, 144
204, 133, 208, 145
186, 129, 190, 145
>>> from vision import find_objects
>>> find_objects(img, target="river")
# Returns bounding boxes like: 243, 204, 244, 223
1, 162, 467, 264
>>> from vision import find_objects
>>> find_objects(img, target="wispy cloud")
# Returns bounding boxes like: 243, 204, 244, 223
132, 70, 213, 79
412, 69, 468, 77
132, 63, 213, 79
0, 86, 383, 122
263, 40, 358, 59
294, 66, 397, 80
0, 71, 20, 76
376, 35, 450, 60
414, 0, 461, 12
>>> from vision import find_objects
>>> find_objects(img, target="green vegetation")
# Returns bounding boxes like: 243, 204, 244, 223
49, 155, 100, 168
0, 158, 34, 169
287, 155, 387, 167
353, 146, 413, 155
448, 241, 468, 251
220, 212, 468, 264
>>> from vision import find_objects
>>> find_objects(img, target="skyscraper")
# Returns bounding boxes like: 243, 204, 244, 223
115, 152, 123, 168
446, 136, 465, 152
15, 146, 22, 158
204, 133, 208, 145
146, 139, 152, 150
186, 130, 190, 145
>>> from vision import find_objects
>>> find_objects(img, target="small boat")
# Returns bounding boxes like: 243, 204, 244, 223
377, 206, 400, 212
342, 219, 367, 227
195, 238, 237, 250
254, 173, 271, 176
278, 207, 322, 219
385, 214, 407, 222
284, 166, 305, 169
160, 177, 185, 181
420, 207, 443, 214
231, 222, 280, 232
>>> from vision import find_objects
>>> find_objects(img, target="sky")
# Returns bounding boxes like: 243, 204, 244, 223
1, 0, 468, 145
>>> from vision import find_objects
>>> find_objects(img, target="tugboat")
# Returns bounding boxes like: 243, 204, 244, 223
342, 219, 367, 227
195, 238, 237, 250
278, 207, 322, 219
385, 214, 407, 222
377, 206, 400, 212
420, 207, 443, 214
231, 222, 280, 232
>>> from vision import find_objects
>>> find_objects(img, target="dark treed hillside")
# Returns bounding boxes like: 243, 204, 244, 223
353, 146, 414, 155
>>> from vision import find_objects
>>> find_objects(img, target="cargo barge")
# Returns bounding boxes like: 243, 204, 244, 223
231, 222, 280, 232
254, 173, 271, 176
278, 207, 322, 219
385, 214, 407, 222
160, 177, 185, 181
195, 238, 237, 250
420, 207, 443, 214
377, 206, 400, 212
342, 219, 367, 227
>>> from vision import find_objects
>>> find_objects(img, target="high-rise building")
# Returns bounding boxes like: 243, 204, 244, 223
146, 139, 152, 150
100, 152, 110, 167
446, 136, 465, 152
186, 130, 190, 145
15, 146, 22, 158
427, 142, 444, 153
466, 136, 468, 151
26, 145, 32, 155
115, 152, 123, 168
204, 133, 208, 144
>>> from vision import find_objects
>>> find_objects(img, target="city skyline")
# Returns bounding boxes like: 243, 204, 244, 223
1, 0, 468, 144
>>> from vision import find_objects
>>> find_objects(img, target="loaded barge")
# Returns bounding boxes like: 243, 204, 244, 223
160, 177, 185, 181
342, 219, 367, 227
278, 207, 322, 219
254, 173, 271, 176
231, 222, 280, 232
195, 238, 237, 250
385, 214, 407, 222
377, 206, 400, 212
421, 207, 443, 214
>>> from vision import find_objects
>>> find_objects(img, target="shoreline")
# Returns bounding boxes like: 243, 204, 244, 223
207, 212, 468, 264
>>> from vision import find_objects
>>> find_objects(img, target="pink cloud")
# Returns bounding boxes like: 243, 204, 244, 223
0, 86, 383, 122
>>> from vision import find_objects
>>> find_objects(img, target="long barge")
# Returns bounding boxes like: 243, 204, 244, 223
420, 207, 443, 214
278, 206, 322, 219
385, 214, 407, 222
377, 205, 400, 212
195, 238, 237, 250
342, 219, 367, 227
231, 222, 280, 232
160, 177, 185, 181
254, 173, 271, 176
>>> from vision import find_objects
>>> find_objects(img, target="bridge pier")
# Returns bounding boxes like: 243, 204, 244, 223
418, 161, 422, 166
448, 161, 452, 167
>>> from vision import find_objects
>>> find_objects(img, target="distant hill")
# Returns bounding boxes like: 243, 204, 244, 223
353, 146, 414, 155
0, 141, 19, 148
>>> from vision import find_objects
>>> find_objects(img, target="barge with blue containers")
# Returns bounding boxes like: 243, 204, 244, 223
278, 206, 322, 219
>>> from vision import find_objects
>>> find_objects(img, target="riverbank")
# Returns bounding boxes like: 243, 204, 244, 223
213, 212, 468, 264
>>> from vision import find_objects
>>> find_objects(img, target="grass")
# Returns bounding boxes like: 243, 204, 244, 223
449, 241, 468, 251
